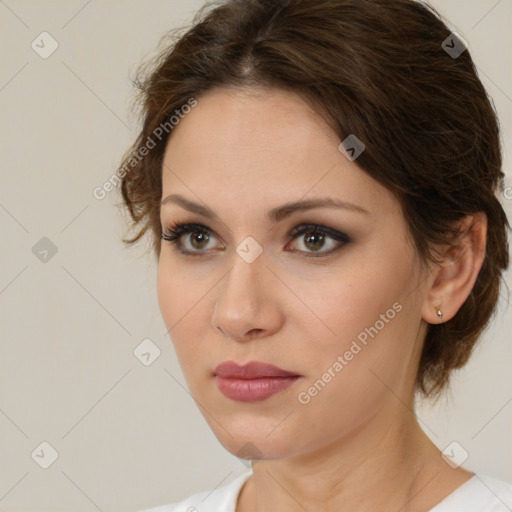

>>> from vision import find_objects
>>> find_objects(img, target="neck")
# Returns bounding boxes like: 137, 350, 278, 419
237, 406, 472, 512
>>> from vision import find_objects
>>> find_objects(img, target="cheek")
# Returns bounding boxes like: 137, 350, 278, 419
157, 258, 200, 360
157, 257, 177, 326
157, 256, 219, 388
290, 270, 416, 443
295, 260, 399, 345
294, 251, 417, 387
157, 254, 204, 327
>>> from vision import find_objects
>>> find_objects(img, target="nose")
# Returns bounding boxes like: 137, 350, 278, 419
211, 252, 284, 343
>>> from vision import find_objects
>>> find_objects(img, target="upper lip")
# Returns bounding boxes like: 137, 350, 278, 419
214, 361, 301, 379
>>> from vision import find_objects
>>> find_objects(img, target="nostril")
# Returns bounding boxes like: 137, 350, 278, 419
247, 328, 264, 337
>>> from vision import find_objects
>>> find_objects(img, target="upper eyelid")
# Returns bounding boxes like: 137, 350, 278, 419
163, 222, 342, 237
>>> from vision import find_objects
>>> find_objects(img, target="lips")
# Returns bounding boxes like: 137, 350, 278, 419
213, 361, 302, 402
214, 361, 301, 379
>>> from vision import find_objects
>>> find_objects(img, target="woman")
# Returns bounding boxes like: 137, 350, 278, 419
118, 0, 512, 510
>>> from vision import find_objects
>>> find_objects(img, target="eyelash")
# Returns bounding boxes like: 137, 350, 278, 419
161, 222, 351, 258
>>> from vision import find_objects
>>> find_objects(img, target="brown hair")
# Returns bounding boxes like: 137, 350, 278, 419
118, 0, 510, 398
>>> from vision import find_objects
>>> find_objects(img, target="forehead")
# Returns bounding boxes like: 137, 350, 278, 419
161, 87, 398, 219
166, 87, 333, 164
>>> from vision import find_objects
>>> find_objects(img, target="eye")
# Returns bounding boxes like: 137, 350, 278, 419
161, 222, 350, 258
161, 223, 222, 255
287, 224, 350, 257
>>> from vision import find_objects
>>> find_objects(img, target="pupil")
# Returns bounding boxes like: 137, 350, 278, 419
191, 231, 209, 249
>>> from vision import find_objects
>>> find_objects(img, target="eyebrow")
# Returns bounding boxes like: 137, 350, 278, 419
160, 194, 370, 223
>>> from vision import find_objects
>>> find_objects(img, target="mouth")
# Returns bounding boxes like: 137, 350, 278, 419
213, 360, 303, 402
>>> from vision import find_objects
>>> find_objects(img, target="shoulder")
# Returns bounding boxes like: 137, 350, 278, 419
430, 473, 512, 511
138, 471, 253, 512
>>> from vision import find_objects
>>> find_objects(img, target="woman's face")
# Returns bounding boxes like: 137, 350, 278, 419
158, 87, 432, 460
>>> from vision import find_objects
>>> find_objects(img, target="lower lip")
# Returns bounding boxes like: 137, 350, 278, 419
215, 376, 300, 402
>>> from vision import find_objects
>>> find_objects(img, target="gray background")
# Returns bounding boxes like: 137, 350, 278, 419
1, 1, 511, 511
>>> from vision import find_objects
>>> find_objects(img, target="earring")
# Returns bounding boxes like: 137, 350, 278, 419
437, 308, 443, 321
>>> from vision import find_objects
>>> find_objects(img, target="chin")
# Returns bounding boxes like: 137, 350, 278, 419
208, 421, 300, 462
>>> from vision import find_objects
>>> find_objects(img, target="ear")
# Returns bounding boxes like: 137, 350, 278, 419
422, 212, 487, 324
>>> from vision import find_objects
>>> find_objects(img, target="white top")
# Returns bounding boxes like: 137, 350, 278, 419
140, 471, 512, 512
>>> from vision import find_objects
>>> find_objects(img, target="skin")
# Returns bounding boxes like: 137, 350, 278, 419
157, 86, 487, 512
